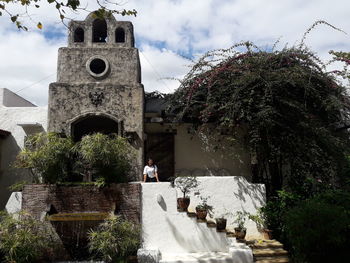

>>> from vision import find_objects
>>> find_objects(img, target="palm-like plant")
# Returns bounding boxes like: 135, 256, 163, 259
88, 215, 140, 262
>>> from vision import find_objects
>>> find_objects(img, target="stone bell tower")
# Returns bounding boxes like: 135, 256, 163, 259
48, 12, 144, 180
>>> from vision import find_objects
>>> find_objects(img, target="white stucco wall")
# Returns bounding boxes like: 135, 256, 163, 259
0, 105, 47, 209
0, 88, 36, 107
145, 123, 251, 179
141, 177, 265, 255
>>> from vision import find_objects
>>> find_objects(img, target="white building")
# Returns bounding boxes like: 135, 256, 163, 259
0, 88, 47, 209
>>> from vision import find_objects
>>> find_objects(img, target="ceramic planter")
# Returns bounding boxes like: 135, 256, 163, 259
215, 218, 227, 231
262, 229, 273, 240
234, 227, 247, 240
195, 207, 208, 220
177, 197, 190, 212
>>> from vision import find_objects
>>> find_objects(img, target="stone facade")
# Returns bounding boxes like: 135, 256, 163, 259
22, 183, 141, 224
48, 13, 144, 180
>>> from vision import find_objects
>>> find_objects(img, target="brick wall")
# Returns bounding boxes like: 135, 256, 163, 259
22, 183, 141, 224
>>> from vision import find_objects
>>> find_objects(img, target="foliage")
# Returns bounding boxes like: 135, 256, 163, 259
88, 215, 140, 262
14, 132, 74, 184
248, 208, 268, 231
0, 0, 136, 31
173, 176, 199, 198
234, 211, 249, 230
73, 133, 134, 184
15, 132, 134, 184
284, 190, 350, 263
167, 39, 350, 197
195, 195, 213, 216
0, 211, 59, 263
8, 180, 29, 192
260, 190, 301, 241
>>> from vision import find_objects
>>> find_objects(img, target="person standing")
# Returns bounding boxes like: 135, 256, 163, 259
143, 158, 159, 182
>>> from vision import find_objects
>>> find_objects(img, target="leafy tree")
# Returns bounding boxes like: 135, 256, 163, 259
73, 133, 134, 184
167, 41, 350, 197
0, 0, 137, 30
15, 132, 74, 183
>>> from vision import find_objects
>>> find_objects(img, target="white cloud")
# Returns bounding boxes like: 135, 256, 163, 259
0, 0, 349, 105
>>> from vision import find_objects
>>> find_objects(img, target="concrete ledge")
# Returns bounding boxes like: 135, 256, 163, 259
137, 249, 161, 263
5, 192, 22, 214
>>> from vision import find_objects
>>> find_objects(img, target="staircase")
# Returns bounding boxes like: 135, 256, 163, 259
156, 211, 252, 263
139, 180, 266, 263
246, 240, 289, 263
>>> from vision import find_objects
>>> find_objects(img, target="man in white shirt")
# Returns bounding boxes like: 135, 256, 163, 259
143, 158, 160, 182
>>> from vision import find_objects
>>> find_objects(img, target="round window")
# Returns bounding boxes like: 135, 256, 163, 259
86, 56, 109, 78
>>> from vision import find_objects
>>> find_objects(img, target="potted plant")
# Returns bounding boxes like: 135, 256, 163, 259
173, 176, 198, 212
248, 209, 273, 240
195, 196, 213, 220
234, 211, 249, 240
215, 211, 231, 231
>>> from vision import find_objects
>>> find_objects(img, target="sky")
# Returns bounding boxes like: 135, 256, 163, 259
0, 0, 349, 106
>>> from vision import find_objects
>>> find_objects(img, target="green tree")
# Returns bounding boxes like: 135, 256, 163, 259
73, 133, 134, 184
0, 0, 136, 30
15, 132, 74, 183
168, 42, 350, 197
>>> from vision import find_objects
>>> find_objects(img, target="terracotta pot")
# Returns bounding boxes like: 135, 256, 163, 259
195, 207, 208, 220
177, 197, 190, 212
127, 255, 138, 263
215, 218, 227, 231
234, 227, 247, 240
262, 229, 273, 240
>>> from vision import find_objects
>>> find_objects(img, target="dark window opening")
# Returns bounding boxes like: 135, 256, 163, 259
92, 19, 107, 42
89, 58, 106, 74
115, 27, 125, 43
74, 27, 84, 42
72, 116, 119, 142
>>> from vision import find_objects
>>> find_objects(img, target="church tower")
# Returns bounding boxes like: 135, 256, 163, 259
48, 12, 144, 179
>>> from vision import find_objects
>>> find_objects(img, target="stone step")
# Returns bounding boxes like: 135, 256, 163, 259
253, 248, 288, 257
207, 221, 216, 228
251, 241, 283, 249
255, 256, 289, 263
187, 212, 197, 218
226, 231, 235, 237
160, 252, 234, 263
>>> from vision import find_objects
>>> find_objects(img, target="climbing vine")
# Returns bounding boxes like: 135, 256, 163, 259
167, 40, 350, 197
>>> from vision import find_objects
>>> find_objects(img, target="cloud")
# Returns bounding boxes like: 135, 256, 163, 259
0, 0, 349, 106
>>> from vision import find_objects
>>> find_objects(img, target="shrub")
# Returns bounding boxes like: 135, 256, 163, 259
88, 215, 140, 262
73, 133, 134, 184
173, 176, 199, 198
0, 211, 59, 263
260, 190, 301, 241
14, 132, 74, 183
8, 180, 29, 192
284, 190, 350, 263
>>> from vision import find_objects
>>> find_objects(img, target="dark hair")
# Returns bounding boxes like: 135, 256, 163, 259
147, 158, 154, 165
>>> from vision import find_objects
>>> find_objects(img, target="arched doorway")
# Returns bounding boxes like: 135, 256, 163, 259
71, 115, 119, 141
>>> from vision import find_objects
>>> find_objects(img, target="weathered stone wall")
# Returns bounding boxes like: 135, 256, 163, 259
48, 13, 145, 180
56, 47, 141, 84
22, 183, 141, 224
48, 83, 144, 179
48, 83, 143, 133
68, 13, 135, 48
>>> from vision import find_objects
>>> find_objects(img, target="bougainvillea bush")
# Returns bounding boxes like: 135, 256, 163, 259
168, 40, 350, 197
